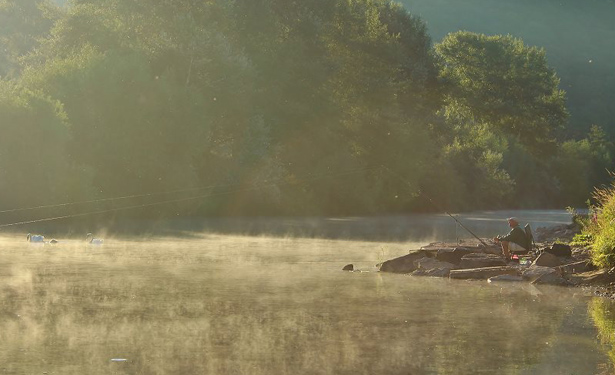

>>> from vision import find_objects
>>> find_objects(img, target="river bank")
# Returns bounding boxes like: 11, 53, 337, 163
372, 220, 615, 298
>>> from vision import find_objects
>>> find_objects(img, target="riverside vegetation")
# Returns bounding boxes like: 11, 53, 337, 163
0, 0, 613, 223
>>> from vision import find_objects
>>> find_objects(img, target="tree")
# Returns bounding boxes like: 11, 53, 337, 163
550, 125, 614, 205
435, 32, 568, 156
0, 82, 72, 213
0, 0, 61, 77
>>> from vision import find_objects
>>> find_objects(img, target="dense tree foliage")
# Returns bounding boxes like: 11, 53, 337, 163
400, 0, 615, 138
436, 32, 567, 155
0, 82, 73, 211
0, 0, 61, 77
0, 0, 610, 221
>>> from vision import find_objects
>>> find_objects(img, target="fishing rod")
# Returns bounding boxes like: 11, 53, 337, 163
379, 165, 489, 247
0, 165, 381, 228
0, 166, 381, 215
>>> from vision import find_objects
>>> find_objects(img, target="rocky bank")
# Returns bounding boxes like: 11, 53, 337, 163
354, 222, 615, 297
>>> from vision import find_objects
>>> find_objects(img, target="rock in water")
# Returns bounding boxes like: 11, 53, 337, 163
342, 264, 354, 271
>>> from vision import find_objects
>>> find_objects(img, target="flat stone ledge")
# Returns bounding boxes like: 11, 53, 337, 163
450, 266, 519, 280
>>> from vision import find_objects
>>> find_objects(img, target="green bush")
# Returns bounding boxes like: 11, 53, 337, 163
585, 182, 615, 268
570, 233, 593, 247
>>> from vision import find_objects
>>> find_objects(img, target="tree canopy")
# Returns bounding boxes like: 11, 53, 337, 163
0, 0, 609, 221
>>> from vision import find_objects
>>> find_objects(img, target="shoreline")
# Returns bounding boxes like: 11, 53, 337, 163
374, 222, 615, 298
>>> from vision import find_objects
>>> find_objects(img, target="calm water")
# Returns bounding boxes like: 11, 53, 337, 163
1, 210, 614, 374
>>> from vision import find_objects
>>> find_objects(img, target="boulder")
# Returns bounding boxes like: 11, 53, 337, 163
459, 253, 507, 269
532, 252, 562, 267
435, 247, 478, 265
522, 266, 568, 285
342, 264, 354, 271
488, 275, 525, 283
545, 243, 572, 257
450, 266, 519, 280
379, 250, 434, 273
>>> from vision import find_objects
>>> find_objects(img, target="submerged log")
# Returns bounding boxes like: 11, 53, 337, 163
449, 266, 519, 280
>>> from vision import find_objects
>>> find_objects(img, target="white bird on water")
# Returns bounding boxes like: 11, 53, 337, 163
86, 233, 104, 245
26, 233, 45, 243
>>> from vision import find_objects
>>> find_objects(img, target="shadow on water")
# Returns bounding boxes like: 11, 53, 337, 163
589, 298, 615, 373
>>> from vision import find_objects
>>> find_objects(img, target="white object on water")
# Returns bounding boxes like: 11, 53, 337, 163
86, 233, 104, 245
111, 358, 128, 362
26, 233, 45, 243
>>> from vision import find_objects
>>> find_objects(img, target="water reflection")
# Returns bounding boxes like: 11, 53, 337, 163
590, 298, 615, 372
0, 211, 610, 374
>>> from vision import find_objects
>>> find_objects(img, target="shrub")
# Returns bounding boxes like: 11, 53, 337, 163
585, 182, 615, 268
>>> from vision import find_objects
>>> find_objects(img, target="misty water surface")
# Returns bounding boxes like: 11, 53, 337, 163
1, 210, 614, 374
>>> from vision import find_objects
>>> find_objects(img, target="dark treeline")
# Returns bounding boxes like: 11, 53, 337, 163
0, 0, 611, 221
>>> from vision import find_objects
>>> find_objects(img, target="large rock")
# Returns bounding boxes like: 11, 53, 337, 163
435, 247, 478, 265
521, 266, 568, 285
459, 253, 507, 269
450, 266, 519, 280
545, 243, 572, 257
379, 250, 434, 273
532, 252, 562, 267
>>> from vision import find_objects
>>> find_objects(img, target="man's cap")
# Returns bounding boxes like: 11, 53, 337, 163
507, 217, 518, 223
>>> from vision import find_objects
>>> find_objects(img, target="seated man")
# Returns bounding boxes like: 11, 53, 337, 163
493, 217, 528, 260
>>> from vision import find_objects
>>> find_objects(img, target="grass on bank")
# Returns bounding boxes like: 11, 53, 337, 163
577, 181, 615, 268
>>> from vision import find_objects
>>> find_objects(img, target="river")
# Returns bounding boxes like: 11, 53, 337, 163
0, 210, 613, 374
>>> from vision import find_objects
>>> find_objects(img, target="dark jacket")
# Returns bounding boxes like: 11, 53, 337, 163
497, 225, 528, 249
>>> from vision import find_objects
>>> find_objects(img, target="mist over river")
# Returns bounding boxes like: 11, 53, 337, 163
1, 210, 614, 374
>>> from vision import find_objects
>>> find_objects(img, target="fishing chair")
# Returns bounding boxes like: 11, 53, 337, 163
511, 224, 534, 257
